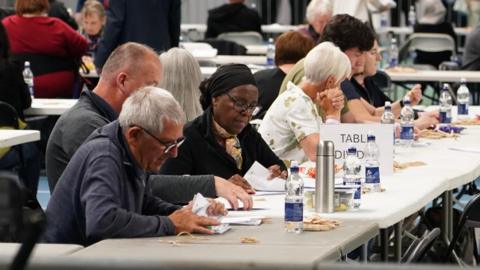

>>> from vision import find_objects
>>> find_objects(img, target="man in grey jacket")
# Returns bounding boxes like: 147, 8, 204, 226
46, 42, 252, 209
45, 87, 225, 246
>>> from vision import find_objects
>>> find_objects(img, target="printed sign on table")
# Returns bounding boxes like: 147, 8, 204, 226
319, 124, 394, 175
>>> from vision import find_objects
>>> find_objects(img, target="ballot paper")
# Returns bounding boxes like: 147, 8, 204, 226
192, 193, 231, 234
244, 161, 286, 191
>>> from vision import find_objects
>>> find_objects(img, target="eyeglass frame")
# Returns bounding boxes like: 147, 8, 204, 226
224, 92, 261, 115
132, 125, 185, 154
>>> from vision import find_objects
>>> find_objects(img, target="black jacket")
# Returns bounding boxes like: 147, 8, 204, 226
160, 108, 286, 179
48, 0, 78, 30
205, 3, 262, 38
0, 61, 31, 120
95, 0, 181, 69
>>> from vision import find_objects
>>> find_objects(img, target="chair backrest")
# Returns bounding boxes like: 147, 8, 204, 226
0, 171, 24, 242
402, 228, 441, 263
445, 193, 480, 263
217, 31, 263, 46
399, 33, 456, 63
0, 101, 19, 129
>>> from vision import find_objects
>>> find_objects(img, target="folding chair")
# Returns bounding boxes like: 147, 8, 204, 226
399, 33, 456, 67
445, 193, 480, 265
217, 31, 263, 46
401, 228, 441, 263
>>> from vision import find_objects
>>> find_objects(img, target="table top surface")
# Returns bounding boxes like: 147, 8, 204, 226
0, 129, 40, 147
24, 98, 77, 116
386, 69, 480, 82
0, 243, 83, 257
73, 218, 377, 267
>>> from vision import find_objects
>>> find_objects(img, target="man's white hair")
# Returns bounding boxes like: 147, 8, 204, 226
306, 0, 333, 23
119, 86, 185, 134
304, 41, 351, 85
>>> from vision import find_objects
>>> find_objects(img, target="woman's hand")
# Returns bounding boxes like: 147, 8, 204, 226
268, 164, 288, 179
405, 84, 422, 106
316, 87, 344, 119
228, 174, 255, 194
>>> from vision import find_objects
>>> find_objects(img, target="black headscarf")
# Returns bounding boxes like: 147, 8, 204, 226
199, 64, 257, 110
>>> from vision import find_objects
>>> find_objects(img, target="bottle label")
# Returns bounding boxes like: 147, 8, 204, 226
439, 111, 452, 123
285, 202, 303, 222
266, 57, 274, 66
458, 104, 469, 115
389, 58, 397, 68
400, 126, 414, 140
353, 181, 361, 200
365, 166, 380, 184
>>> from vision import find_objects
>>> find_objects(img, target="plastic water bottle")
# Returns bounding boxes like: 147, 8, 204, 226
380, 12, 388, 27
457, 78, 470, 119
343, 147, 362, 208
23, 61, 34, 97
439, 84, 452, 124
364, 134, 381, 193
400, 99, 414, 147
381, 101, 396, 143
266, 37, 275, 68
408, 5, 416, 26
389, 37, 398, 68
285, 161, 303, 233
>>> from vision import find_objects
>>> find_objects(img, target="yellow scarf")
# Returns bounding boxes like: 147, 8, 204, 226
212, 119, 243, 170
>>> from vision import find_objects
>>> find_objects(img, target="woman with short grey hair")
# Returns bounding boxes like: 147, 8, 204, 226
258, 42, 348, 163
119, 86, 185, 134
160, 48, 203, 122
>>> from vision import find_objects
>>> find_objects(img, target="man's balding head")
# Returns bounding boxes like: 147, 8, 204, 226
94, 42, 163, 112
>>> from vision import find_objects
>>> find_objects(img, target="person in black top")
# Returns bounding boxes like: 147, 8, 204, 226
0, 23, 40, 199
205, 0, 262, 38
48, 0, 78, 30
161, 64, 287, 188
253, 31, 315, 119
413, 0, 457, 68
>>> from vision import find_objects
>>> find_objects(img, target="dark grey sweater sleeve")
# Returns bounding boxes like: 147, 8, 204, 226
81, 154, 176, 245
149, 174, 217, 205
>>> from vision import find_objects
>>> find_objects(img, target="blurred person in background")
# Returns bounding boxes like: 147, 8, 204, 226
160, 48, 203, 122
94, 0, 181, 71
2, 0, 87, 98
48, 0, 78, 30
205, 0, 262, 38
80, 0, 105, 59
253, 31, 315, 119
298, 0, 333, 44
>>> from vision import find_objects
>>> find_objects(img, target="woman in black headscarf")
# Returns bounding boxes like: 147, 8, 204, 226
160, 64, 287, 188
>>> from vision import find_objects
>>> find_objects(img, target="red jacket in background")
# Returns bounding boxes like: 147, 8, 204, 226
2, 15, 88, 98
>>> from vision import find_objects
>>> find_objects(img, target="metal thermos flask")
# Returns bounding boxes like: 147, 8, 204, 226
315, 141, 335, 213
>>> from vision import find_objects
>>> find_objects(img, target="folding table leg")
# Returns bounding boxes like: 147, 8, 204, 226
380, 228, 389, 262
395, 222, 403, 262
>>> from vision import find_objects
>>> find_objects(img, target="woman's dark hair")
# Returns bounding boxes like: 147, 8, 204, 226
0, 23, 11, 71
321, 14, 375, 52
198, 78, 212, 110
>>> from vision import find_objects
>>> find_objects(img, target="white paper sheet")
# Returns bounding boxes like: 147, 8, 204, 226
243, 161, 286, 191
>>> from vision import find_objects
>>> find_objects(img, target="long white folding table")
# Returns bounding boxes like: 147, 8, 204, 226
0, 243, 83, 258
72, 218, 377, 269
0, 130, 40, 148
24, 98, 77, 116
376, 26, 471, 36
181, 23, 299, 34
386, 70, 480, 83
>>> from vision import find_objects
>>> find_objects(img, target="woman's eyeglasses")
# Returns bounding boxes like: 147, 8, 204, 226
225, 93, 261, 115
133, 125, 185, 154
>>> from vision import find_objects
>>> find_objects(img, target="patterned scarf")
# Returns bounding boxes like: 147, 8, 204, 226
212, 119, 243, 170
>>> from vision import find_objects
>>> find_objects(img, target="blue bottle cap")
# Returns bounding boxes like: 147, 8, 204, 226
367, 134, 375, 141
347, 146, 357, 154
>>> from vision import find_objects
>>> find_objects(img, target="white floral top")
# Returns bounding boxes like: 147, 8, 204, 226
258, 82, 322, 163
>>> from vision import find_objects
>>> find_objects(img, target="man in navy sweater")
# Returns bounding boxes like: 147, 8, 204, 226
44, 87, 225, 246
